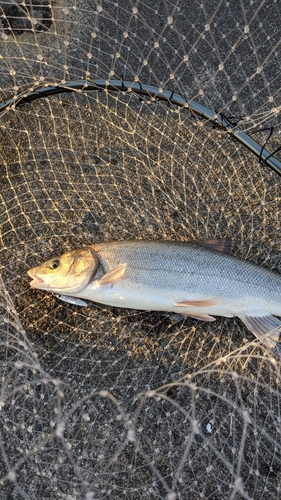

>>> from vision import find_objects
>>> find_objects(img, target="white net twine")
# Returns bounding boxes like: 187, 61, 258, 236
1, 1, 281, 499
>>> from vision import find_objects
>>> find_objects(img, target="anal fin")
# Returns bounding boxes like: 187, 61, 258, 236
238, 313, 281, 350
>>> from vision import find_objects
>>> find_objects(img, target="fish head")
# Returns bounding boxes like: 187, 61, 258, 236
27, 247, 100, 294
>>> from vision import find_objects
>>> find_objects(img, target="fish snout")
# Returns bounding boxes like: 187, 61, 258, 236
27, 269, 44, 288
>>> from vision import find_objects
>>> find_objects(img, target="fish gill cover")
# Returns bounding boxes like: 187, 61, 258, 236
0, 1, 281, 499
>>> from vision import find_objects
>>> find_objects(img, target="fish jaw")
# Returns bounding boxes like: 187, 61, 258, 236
27, 269, 48, 290
27, 268, 65, 292
27, 267, 94, 293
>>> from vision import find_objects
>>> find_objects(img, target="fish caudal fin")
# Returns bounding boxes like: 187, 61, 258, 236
238, 313, 281, 353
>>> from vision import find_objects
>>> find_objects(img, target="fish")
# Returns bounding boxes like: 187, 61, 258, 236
27, 238, 281, 356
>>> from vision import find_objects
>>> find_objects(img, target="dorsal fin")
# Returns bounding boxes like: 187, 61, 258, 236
192, 238, 235, 255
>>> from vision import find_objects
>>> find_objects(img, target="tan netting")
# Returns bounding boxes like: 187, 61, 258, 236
1, 1, 281, 498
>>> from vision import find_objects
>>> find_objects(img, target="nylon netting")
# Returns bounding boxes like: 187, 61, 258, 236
1, 1, 281, 499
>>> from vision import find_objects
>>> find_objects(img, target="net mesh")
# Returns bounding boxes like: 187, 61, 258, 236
1, 1, 281, 499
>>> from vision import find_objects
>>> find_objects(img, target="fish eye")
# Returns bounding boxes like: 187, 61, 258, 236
50, 259, 60, 270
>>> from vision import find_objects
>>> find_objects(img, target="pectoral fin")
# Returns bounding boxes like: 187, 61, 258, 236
55, 294, 88, 307
98, 263, 126, 286
238, 313, 281, 350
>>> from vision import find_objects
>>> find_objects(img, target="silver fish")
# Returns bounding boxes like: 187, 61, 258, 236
27, 239, 281, 355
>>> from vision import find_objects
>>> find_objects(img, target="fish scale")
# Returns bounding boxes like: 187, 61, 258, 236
27, 239, 281, 356
92, 240, 280, 301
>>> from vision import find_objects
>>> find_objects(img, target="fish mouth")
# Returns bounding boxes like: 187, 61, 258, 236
27, 270, 44, 288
